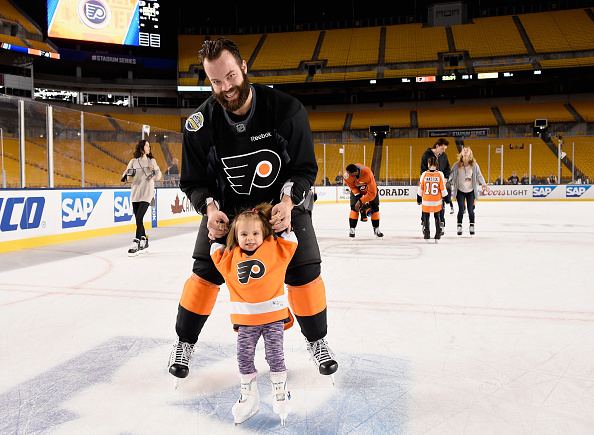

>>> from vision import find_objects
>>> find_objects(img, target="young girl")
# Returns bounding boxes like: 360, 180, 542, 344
121, 139, 161, 256
210, 203, 298, 426
448, 147, 488, 235
417, 156, 450, 240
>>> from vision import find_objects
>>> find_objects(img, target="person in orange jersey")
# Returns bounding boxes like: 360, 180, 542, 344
210, 203, 295, 425
417, 156, 450, 240
343, 163, 384, 238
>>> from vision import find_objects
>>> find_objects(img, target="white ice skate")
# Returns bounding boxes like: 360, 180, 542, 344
349, 228, 355, 238
306, 338, 338, 384
168, 339, 194, 388
232, 373, 260, 424
127, 238, 140, 256
270, 371, 290, 426
373, 227, 384, 238
457, 224, 462, 236
469, 223, 475, 235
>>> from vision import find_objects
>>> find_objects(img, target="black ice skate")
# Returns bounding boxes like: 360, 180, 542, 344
457, 224, 462, 236
440, 221, 445, 236
306, 338, 338, 383
373, 227, 384, 238
349, 228, 355, 238
168, 339, 194, 387
139, 235, 149, 253
423, 228, 430, 240
435, 227, 442, 242
469, 223, 475, 235
127, 238, 140, 256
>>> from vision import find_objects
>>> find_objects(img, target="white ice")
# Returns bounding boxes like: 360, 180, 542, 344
1, 201, 593, 434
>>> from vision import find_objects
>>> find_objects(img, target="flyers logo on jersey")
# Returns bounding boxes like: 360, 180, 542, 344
237, 259, 266, 284
222, 149, 281, 195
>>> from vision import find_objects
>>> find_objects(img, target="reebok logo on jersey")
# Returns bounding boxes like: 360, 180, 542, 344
222, 149, 281, 195
237, 259, 266, 284
250, 132, 272, 142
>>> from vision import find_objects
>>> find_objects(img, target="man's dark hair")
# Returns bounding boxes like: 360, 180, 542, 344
346, 164, 359, 174
433, 137, 449, 148
199, 38, 242, 65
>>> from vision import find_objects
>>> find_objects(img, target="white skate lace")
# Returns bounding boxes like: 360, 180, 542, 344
169, 341, 194, 368
308, 338, 335, 366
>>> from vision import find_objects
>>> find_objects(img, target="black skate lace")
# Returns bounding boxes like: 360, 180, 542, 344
309, 338, 334, 364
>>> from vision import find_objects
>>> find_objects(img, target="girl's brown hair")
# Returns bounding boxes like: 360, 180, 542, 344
226, 202, 274, 250
133, 139, 154, 159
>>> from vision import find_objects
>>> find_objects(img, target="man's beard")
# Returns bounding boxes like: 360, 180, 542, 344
214, 72, 251, 112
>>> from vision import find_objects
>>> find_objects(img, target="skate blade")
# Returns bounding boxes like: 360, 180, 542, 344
234, 407, 259, 425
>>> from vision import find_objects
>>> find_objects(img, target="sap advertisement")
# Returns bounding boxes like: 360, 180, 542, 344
47, 0, 160, 47
0, 188, 199, 249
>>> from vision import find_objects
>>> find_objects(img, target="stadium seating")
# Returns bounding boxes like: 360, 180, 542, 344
451, 16, 527, 57
384, 24, 448, 63
519, 9, 594, 53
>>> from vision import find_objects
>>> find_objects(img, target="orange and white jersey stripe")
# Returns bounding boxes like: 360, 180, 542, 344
418, 170, 448, 213
210, 232, 298, 327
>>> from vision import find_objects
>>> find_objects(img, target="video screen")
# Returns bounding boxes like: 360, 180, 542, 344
47, 0, 160, 47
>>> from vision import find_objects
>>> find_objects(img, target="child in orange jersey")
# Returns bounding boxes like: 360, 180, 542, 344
210, 203, 297, 426
417, 156, 450, 240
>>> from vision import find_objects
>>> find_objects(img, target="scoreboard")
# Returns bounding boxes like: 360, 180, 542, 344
47, 0, 161, 47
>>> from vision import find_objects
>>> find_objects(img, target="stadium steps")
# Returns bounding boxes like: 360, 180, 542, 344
312, 31, 325, 61
247, 34, 267, 70
445, 27, 456, 52
90, 142, 127, 165
343, 113, 353, 130
411, 110, 418, 129
377, 27, 386, 79
491, 106, 506, 125
512, 15, 542, 70
106, 117, 121, 131
565, 103, 585, 123
542, 132, 586, 180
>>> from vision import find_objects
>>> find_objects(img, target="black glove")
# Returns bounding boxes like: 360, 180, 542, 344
360, 204, 371, 216
120, 174, 127, 183
290, 178, 309, 205
443, 194, 451, 204
417, 195, 422, 205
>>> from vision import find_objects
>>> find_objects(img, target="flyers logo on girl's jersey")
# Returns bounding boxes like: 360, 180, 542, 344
237, 259, 266, 284
221, 149, 281, 195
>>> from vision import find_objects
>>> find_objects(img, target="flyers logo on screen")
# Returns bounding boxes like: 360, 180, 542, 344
78, 0, 110, 29
237, 259, 265, 284
222, 149, 281, 195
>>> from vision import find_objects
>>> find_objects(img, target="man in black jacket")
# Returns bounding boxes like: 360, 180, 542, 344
420, 138, 451, 233
168, 38, 337, 383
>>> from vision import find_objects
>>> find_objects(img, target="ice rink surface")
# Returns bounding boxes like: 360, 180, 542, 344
1, 200, 593, 435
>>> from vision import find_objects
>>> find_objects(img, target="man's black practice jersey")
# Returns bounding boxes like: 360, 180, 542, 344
180, 84, 317, 218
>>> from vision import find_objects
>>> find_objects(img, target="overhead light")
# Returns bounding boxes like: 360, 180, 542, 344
533, 70, 542, 75
369, 79, 376, 84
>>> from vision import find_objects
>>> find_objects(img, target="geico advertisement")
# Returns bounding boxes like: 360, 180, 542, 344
0, 189, 136, 242
156, 188, 195, 220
